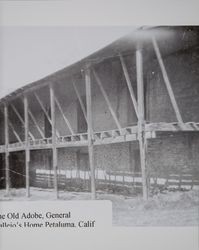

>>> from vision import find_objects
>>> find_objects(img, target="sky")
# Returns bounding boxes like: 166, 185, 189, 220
0, 26, 134, 98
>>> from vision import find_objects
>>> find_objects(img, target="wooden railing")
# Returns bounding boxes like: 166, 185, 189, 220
0, 122, 198, 153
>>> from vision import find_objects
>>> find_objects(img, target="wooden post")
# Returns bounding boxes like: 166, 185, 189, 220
85, 67, 96, 199
4, 103, 10, 195
50, 84, 58, 199
136, 49, 148, 200
24, 95, 30, 197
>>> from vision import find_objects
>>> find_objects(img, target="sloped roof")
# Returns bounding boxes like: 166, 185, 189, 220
0, 26, 136, 99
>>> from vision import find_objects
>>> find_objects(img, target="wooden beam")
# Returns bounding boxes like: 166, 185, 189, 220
54, 94, 74, 135
34, 92, 52, 124
24, 95, 30, 197
119, 54, 138, 117
4, 103, 10, 195
85, 67, 96, 199
10, 103, 35, 140
136, 49, 148, 201
152, 36, 184, 125
28, 108, 45, 139
50, 84, 58, 199
33, 92, 60, 137
93, 69, 122, 131
8, 121, 22, 143
0, 108, 22, 143
72, 80, 88, 123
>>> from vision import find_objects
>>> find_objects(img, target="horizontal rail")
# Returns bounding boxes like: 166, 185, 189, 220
0, 122, 198, 153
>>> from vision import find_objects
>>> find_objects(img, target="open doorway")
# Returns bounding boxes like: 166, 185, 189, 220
10, 152, 25, 188
0, 154, 5, 189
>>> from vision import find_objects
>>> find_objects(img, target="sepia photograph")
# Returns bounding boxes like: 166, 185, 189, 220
0, 26, 198, 226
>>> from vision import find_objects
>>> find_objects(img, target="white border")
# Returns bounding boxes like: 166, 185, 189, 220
0, 1, 198, 250
0, 0, 199, 26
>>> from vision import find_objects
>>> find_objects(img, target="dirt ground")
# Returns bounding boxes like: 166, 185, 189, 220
0, 187, 198, 226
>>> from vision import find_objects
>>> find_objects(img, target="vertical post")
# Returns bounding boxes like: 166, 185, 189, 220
50, 84, 58, 199
4, 103, 10, 195
24, 95, 30, 197
136, 49, 148, 200
85, 67, 96, 199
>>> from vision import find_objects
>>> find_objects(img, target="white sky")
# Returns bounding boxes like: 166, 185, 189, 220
0, 26, 134, 98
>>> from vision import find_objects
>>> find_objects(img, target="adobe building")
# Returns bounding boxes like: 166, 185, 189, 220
0, 26, 198, 200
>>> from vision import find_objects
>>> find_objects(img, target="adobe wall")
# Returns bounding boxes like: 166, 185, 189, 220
30, 148, 77, 171
91, 59, 137, 131
27, 132, 199, 178
148, 133, 199, 177
146, 47, 199, 122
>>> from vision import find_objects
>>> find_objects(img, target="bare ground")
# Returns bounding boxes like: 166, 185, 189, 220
0, 188, 198, 226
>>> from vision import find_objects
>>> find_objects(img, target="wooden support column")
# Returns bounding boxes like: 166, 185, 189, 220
85, 67, 96, 200
50, 84, 58, 199
24, 95, 30, 197
4, 103, 10, 195
136, 49, 148, 201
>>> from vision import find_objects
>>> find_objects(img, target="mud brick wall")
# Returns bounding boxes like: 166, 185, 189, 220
146, 47, 199, 122
94, 142, 137, 172
91, 59, 137, 131
30, 148, 77, 170
57, 148, 77, 169
148, 133, 199, 177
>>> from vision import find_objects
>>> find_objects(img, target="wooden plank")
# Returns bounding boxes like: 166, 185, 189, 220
152, 37, 184, 125
10, 103, 35, 140
34, 92, 60, 137
119, 54, 138, 117
54, 94, 74, 135
93, 69, 122, 131
4, 103, 10, 195
28, 108, 45, 139
72, 80, 88, 124
50, 84, 58, 199
24, 95, 30, 197
136, 49, 148, 201
85, 67, 96, 199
